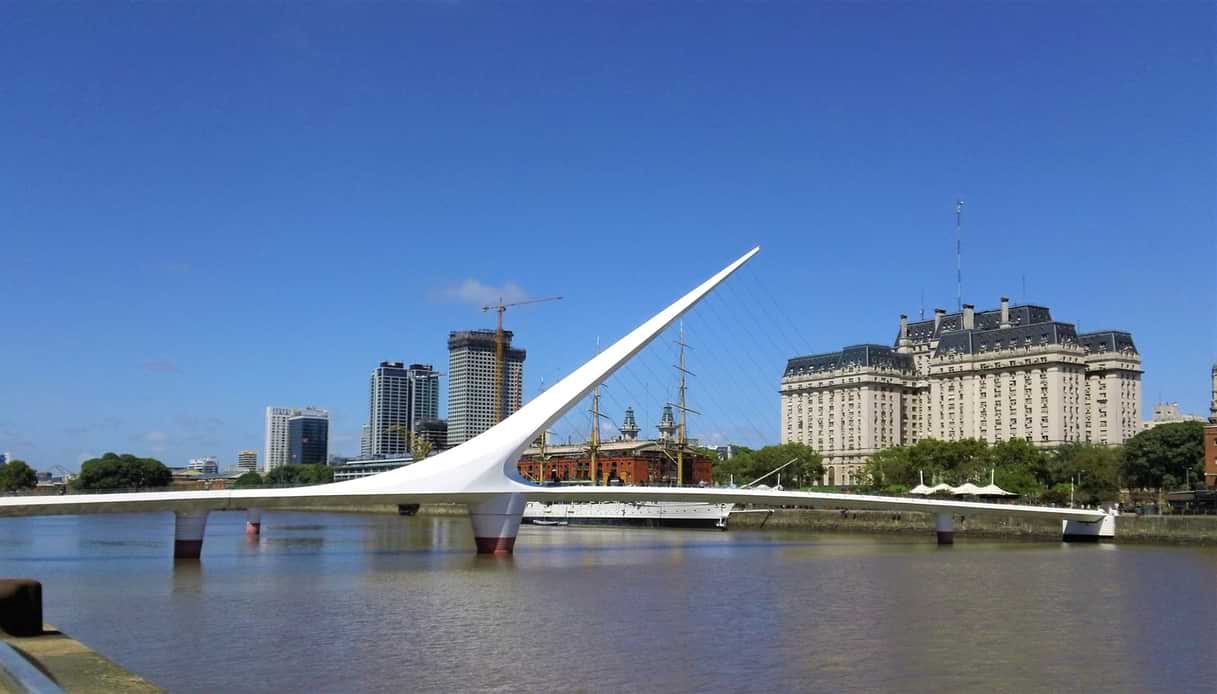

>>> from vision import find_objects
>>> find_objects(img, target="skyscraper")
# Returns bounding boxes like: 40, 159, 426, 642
367, 362, 441, 457
264, 407, 292, 472
407, 363, 441, 433
359, 424, 372, 459
288, 409, 329, 466
265, 406, 328, 471
447, 330, 526, 447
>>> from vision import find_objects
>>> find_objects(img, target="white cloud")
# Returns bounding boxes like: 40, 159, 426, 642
432, 279, 531, 307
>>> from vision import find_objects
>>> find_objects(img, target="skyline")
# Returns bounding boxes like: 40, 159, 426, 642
2, 2, 1214, 469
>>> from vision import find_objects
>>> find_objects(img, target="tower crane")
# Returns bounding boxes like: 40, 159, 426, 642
481, 295, 562, 423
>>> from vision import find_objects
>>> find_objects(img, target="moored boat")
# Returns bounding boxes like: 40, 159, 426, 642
524, 500, 733, 530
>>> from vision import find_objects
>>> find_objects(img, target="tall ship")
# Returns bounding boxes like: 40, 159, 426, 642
517, 324, 734, 530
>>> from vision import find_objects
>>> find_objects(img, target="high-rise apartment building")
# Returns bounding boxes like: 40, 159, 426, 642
359, 424, 372, 459
447, 330, 526, 447
237, 450, 258, 472
264, 407, 292, 472
367, 362, 440, 457
781, 298, 1142, 486
264, 406, 328, 471
288, 409, 329, 466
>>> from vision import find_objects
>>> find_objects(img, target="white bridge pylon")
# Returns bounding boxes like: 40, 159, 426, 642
0, 247, 1110, 555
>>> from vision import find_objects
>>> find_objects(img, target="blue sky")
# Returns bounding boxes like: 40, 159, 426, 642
2, 2, 1213, 471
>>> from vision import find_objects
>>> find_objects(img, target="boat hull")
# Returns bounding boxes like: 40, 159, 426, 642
523, 501, 733, 530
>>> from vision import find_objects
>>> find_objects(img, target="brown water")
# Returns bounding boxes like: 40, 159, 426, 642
1, 511, 1215, 693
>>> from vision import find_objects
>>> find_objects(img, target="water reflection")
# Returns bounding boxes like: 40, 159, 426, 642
1, 513, 1215, 693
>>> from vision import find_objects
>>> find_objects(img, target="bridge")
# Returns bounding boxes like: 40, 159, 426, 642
0, 247, 1112, 556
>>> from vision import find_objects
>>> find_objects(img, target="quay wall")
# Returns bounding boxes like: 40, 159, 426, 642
727, 508, 1217, 544
274, 502, 469, 516
267, 502, 1217, 544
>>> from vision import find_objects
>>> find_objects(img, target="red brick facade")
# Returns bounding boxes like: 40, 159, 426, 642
519, 448, 712, 486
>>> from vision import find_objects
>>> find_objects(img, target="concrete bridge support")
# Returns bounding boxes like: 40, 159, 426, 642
470, 493, 525, 555
1062, 513, 1116, 542
174, 511, 209, 559
245, 508, 263, 536
936, 512, 954, 545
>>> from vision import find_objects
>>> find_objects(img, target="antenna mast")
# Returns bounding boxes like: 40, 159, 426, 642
955, 199, 965, 312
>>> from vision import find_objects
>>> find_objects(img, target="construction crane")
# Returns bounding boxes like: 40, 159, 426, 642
481, 295, 563, 423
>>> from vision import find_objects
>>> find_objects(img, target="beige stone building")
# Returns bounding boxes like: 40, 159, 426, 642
1140, 402, 1206, 432
781, 298, 1142, 486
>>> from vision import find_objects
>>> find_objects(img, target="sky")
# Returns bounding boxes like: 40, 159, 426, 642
1, 2, 1214, 471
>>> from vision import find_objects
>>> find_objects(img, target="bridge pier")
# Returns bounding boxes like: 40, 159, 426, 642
245, 508, 263, 536
469, 493, 525, 555
936, 512, 954, 545
1062, 506, 1117, 542
174, 511, 209, 559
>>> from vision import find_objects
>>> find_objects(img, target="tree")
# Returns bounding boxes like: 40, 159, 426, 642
233, 471, 264, 488
0, 460, 38, 492
713, 443, 823, 488
1063, 444, 1122, 504
989, 439, 1047, 498
863, 446, 914, 493
265, 464, 334, 486
74, 453, 171, 491
1122, 422, 1205, 490
410, 433, 433, 460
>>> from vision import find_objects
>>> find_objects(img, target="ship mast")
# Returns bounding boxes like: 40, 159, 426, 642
670, 321, 699, 486
589, 384, 601, 485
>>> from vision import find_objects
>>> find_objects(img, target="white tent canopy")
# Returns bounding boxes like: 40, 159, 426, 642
908, 470, 1018, 497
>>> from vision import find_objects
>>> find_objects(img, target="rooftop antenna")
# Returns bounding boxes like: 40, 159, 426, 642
955, 199, 965, 312
919, 288, 925, 321
1021, 273, 1027, 305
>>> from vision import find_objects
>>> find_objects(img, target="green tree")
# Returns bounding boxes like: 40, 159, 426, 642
233, 471, 264, 488
989, 439, 1047, 498
74, 453, 171, 491
0, 460, 38, 492
1054, 444, 1122, 504
714, 443, 822, 488
265, 464, 334, 486
863, 446, 914, 492
1121, 421, 1205, 490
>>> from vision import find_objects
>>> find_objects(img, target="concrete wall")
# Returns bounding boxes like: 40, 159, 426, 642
729, 508, 1062, 539
729, 508, 1217, 544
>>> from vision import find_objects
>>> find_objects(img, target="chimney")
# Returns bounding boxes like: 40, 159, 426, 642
962, 304, 975, 330
1000, 296, 1010, 328
897, 314, 910, 351
933, 308, 946, 333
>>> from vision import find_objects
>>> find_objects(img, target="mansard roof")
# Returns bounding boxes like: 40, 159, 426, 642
1078, 330, 1138, 355
902, 304, 1054, 342
933, 321, 1080, 356
784, 343, 914, 377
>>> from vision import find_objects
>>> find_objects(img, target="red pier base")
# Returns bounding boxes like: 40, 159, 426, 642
245, 508, 263, 536
470, 493, 525, 555
474, 536, 517, 555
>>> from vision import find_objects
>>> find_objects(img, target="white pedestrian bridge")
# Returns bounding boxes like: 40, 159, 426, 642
0, 248, 1111, 555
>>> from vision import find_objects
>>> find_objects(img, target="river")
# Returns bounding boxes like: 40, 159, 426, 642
1, 511, 1215, 693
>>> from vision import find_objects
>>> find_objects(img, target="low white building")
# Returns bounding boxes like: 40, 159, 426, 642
187, 456, 218, 475
331, 456, 414, 482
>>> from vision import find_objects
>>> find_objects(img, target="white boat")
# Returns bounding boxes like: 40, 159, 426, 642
523, 500, 733, 530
